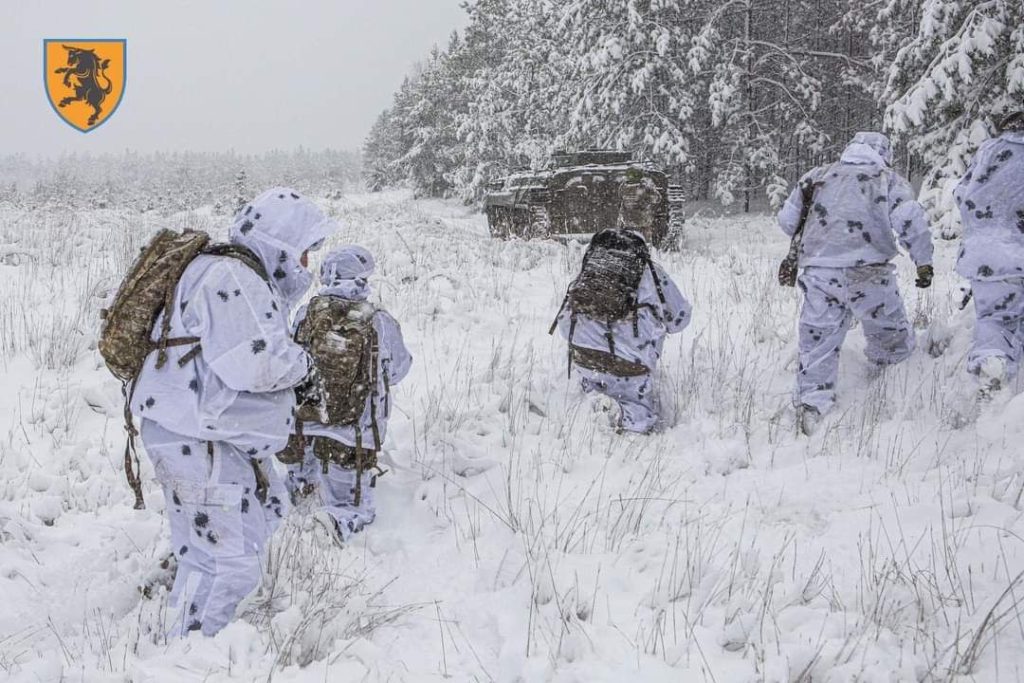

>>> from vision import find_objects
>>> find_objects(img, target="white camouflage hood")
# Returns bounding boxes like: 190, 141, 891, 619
229, 187, 338, 307
319, 245, 376, 301
842, 132, 892, 166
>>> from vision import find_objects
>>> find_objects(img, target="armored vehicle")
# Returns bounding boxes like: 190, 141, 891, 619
484, 150, 682, 246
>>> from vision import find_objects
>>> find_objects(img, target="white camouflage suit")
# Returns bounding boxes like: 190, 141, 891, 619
555, 248, 691, 433
778, 133, 934, 414
954, 124, 1024, 382
134, 188, 337, 637
286, 246, 412, 540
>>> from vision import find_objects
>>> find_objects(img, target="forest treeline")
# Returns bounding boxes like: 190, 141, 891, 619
0, 149, 361, 214
364, 0, 1023, 233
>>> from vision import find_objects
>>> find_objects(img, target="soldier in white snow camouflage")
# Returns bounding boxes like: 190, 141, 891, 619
285, 245, 412, 543
778, 132, 934, 432
553, 229, 690, 433
134, 188, 337, 637
954, 111, 1024, 394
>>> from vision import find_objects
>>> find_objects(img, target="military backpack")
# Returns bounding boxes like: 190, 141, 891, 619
549, 229, 666, 377
293, 296, 380, 427
281, 296, 388, 505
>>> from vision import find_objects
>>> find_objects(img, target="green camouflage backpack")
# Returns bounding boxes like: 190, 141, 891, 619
99, 228, 267, 508
100, 229, 210, 380
294, 296, 380, 427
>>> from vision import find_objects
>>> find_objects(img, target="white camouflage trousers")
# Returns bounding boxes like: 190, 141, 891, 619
286, 448, 377, 540
577, 367, 657, 433
141, 420, 289, 638
969, 278, 1024, 378
796, 265, 914, 413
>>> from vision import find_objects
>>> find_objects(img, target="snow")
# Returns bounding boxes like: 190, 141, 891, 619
2, 191, 1024, 681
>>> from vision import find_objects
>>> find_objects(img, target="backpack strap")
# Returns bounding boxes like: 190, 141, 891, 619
381, 368, 391, 418
203, 243, 270, 282
646, 259, 667, 306
346, 307, 384, 507
548, 293, 570, 336
122, 381, 146, 510
367, 315, 383, 452
566, 311, 578, 378
154, 301, 200, 370
352, 336, 383, 514
353, 430, 365, 506
361, 306, 390, 423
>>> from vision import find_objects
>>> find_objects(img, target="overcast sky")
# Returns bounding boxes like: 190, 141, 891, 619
1, 1, 466, 157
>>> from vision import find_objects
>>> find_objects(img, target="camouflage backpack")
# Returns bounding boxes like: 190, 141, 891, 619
549, 229, 666, 377
293, 295, 380, 427
565, 229, 653, 322
99, 228, 267, 508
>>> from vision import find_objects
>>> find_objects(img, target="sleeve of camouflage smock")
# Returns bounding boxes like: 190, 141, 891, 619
887, 173, 934, 266
189, 260, 309, 393
376, 311, 412, 385
646, 264, 691, 335
291, 303, 309, 337
953, 142, 986, 209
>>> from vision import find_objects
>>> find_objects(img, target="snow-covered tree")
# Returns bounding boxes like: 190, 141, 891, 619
368, 0, 1022, 216
883, 0, 1024, 236
556, 0, 699, 176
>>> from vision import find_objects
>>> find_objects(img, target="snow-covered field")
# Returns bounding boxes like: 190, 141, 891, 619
2, 191, 1024, 682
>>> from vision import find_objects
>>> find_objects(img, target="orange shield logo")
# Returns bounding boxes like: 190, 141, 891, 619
44, 39, 126, 132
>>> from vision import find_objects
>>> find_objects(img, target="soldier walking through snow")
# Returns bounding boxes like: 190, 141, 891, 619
778, 132, 934, 434
954, 111, 1024, 397
128, 188, 337, 636
281, 245, 412, 544
552, 228, 690, 434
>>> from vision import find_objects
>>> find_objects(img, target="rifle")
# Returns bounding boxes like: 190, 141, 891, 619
778, 174, 820, 287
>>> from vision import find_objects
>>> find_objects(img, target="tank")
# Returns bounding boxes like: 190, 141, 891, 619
484, 150, 683, 246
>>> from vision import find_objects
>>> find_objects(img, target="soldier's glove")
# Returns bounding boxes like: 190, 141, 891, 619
274, 433, 307, 465
915, 264, 934, 289
293, 363, 327, 423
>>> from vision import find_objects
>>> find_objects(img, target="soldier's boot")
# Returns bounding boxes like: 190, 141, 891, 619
797, 404, 822, 437
975, 356, 1008, 402
138, 551, 178, 599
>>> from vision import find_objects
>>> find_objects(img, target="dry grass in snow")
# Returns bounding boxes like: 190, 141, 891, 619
1, 191, 1024, 681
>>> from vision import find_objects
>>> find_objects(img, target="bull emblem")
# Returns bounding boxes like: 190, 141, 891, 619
54, 46, 112, 126
44, 39, 126, 132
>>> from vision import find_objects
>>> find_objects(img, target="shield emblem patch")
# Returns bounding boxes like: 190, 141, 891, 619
44, 39, 126, 132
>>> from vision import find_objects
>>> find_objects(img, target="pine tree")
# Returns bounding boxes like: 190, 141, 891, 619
557, 0, 699, 175
363, 109, 397, 192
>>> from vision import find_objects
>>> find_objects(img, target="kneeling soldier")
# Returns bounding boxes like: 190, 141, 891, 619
552, 228, 690, 433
